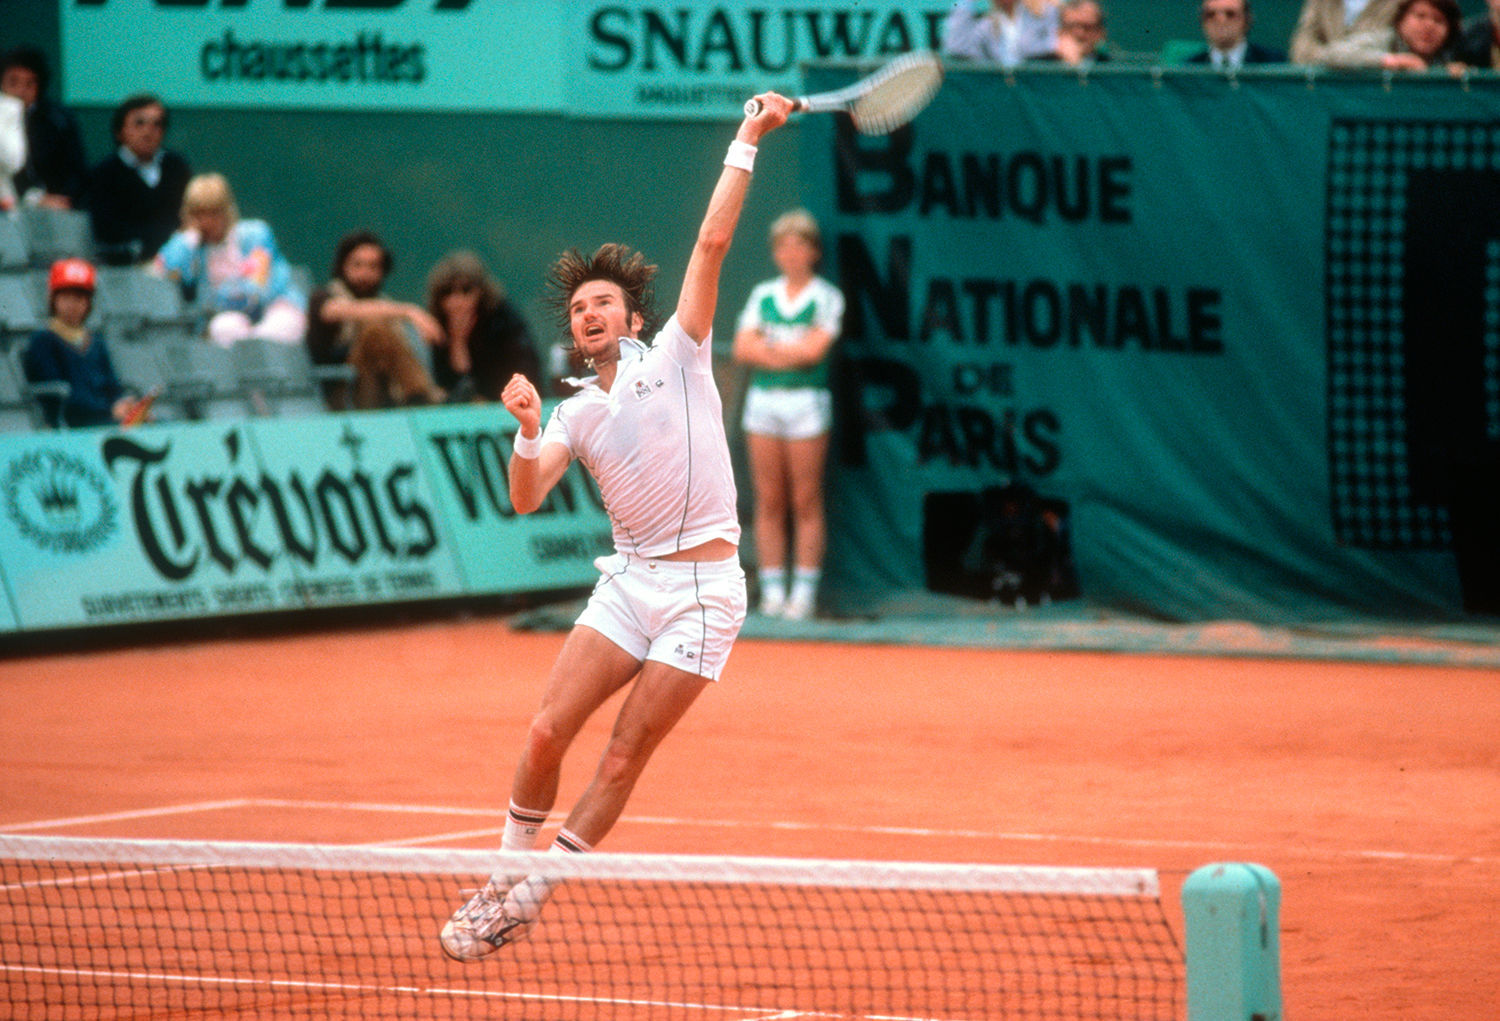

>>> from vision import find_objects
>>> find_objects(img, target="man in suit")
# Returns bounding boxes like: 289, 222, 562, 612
84, 94, 191, 266
1289, 0, 1402, 64
1189, 0, 1288, 67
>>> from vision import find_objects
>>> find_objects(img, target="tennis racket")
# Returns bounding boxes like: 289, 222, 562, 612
744, 50, 943, 135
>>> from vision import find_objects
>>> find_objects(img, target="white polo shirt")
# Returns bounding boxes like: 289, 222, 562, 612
542, 314, 740, 559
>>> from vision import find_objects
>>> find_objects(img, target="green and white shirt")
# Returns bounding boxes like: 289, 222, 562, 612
735, 275, 844, 391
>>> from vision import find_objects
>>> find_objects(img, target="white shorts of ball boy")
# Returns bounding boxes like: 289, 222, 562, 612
576, 552, 748, 681
741, 387, 832, 442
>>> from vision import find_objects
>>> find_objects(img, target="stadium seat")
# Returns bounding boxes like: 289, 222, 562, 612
0, 215, 29, 270
0, 273, 45, 345
18, 207, 93, 266
230, 338, 329, 417
0, 344, 35, 430
0, 343, 67, 431
94, 266, 193, 327
154, 328, 253, 420
289, 263, 313, 298
102, 328, 170, 405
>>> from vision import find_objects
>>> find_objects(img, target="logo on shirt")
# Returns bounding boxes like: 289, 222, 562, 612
632, 379, 653, 401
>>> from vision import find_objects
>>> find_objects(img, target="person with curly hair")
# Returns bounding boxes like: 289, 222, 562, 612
440, 91, 794, 963
424, 250, 539, 402
304, 229, 446, 409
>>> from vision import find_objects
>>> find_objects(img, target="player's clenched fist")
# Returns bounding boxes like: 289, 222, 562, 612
501, 373, 541, 433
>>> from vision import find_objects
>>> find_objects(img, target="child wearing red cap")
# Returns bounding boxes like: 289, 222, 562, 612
21, 258, 150, 428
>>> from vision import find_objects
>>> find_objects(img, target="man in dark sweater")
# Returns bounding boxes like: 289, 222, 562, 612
84, 94, 191, 266
1, 46, 88, 209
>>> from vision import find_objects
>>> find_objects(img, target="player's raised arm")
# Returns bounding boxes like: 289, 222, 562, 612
675, 93, 792, 344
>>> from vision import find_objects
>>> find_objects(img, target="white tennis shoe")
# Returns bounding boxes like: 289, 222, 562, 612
439, 880, 534, 962
782, 591, 814, 621
758, 589, 786, 617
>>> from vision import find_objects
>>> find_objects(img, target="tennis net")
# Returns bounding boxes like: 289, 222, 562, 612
1, 834, 1182, 1020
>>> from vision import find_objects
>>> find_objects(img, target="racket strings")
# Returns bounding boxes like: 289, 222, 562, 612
850, 53, 944, 135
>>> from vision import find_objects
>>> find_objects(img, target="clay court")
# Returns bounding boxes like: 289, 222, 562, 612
2, 618, 1496, 1018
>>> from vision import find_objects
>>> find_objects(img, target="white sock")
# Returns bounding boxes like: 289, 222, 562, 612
759, 567, 786, 605
490, 801, 549, 890
501, 801, 549, 852
789, 568, 819, 606
504, 828, 591, 922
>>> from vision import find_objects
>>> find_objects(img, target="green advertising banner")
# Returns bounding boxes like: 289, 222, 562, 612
805, 66, 1500, 622
2, 423, 304, 630
0, 405, 609, 633
238, 412, 467, 613
0, 580, 15, 633
415, 406, 614, 592
61, 1, 566, 112
58, 0, 951, 118
566, 2, 950, 121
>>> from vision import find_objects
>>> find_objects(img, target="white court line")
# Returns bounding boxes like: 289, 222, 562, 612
3, 797, 1490, 866
0, 799, 254, 832
620, 814, 1496, 867
371, 827, 504, 848
249, 798, 503, 818
0, 963, 889, 1021
244, 801, 1496, 864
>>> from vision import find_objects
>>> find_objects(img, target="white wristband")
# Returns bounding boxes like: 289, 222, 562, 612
512, 430, 542, 459
724, 139, 757, 173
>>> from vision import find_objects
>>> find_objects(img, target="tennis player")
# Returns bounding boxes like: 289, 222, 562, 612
441, 91, 793, 962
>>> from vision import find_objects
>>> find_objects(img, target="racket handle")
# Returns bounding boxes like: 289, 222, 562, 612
743, 97, 806, 117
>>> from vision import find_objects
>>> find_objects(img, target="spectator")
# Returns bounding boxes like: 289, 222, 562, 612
85, 94, 191, 265
942, 0, 1061, 68
732, 209, 844, 621
1320, 0, 1463, 70
1290, 0, 1402, 64
425, 250, 540, 402
305, 229, 445, 409
22, 258, 150, 428
1033, 0, 1112, 65
1187, 0, 1289, 67
0, 90, 22, 213
153, 172, 306, 348
1456, 0, 1500, 67
1, 46, 87, 210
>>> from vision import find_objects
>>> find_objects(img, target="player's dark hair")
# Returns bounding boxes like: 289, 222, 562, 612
2, 46, 51, 94
332, 229, 393, 283
110, 94, 169, 141
545, 243, 660, 346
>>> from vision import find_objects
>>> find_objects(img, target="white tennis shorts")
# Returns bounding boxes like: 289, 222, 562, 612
741, 387, 832, 441
575, 553, 747, 681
